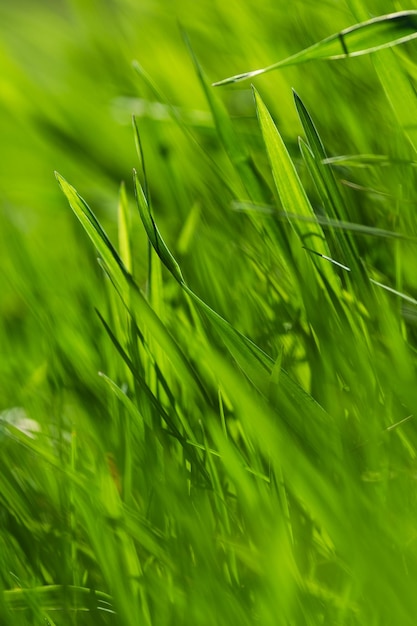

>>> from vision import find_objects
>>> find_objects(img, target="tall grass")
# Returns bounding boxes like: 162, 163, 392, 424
2, 1, 417, 624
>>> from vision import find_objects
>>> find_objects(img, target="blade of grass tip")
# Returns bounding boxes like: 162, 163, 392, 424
298, 137, 360, 285
133, 115, 165, 331
133, 169, 184, 284
293, 91, 354, 227
132, 116, 150, 202
253, 88, 326, 248
55, 172, 129, 292
118, 181, 132, 273
131, 60, 241, 200
213, 11, 417, 86
253, 87, 341, 292
346, 2, 417, 154
182, 27, 265, 202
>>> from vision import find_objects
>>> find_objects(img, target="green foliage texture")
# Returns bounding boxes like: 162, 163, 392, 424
2, 0, 417, 624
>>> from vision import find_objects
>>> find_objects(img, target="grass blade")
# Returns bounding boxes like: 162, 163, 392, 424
182, 29, 265, 201
253, 87, 340, 292
213, 11, 417, 86
133, 169, 184, 284
55, 172, 129, 293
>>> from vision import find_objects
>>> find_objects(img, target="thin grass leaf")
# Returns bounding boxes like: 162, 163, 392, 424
182, 28, 265, 201
303, 249, 417, 306
55, 172, 129, 292
322, 154, 417, 167
133, 169, 184, 284
369, 277, 417, 305
132, 115, 150, 202
293, 91, 353, 228
297, 136, 360, 278
213, 11, 417, 86
254, 88, 340, 292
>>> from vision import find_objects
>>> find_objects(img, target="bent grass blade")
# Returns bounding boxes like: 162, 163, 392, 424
213, 11, 417, 86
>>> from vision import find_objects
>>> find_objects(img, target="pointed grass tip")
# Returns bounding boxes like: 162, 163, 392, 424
303, 246, 351, 272
212, 69, 264, 87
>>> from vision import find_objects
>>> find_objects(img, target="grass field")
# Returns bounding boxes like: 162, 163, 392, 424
2, 1, 417, 624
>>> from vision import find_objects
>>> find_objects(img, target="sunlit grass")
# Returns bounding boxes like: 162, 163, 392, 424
2, 1, 417, 625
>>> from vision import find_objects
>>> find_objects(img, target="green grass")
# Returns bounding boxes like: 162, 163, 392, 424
2, 0, 417, 624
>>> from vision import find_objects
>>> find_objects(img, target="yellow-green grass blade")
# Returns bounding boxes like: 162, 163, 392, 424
254, 88, 340, 293
131, 60, 240, 200
213, 11, 417, 86
345, 2, 417, 154
55, 172, 129, 295
183, 29, 265, 202
373, 48, 417, 154
293, 91, 355, 237
117, 181, 132, 273
133, 169, 184, 285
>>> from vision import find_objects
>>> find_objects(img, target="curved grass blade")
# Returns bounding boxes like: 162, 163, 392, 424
213, 11, 417, 86
293, 91, 350, 223
57, 175, 208, 406
323, 154, 417, 167
55, 172, 129, 293
253, 88, 341, 292
133, 169, 184, 284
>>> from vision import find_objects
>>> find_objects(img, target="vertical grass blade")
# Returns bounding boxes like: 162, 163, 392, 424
183, 29, 265, 202
133, 169, 184, 285
55, 172, 129, 293
253, 88, 340, 292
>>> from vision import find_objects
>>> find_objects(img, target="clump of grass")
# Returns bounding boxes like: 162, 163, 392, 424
2, 2, 417, 625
